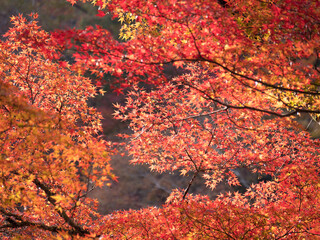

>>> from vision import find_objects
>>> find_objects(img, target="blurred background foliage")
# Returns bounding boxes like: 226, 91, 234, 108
0, 0, 120, 37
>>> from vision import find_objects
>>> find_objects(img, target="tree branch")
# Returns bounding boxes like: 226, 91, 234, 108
184, 82, 320, 117
183, 171, 199, 200
33, 178, 90, 236
0, 207, 63, 233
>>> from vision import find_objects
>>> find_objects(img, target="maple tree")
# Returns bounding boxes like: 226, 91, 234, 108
0, 14, 114, 238
1, 0, 320, 238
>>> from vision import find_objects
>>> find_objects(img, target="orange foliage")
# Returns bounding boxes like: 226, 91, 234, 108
0, 14, 113, 238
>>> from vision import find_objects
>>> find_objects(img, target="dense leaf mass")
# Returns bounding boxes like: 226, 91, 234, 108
0, 14, 113, 238
0, 0, 320, 238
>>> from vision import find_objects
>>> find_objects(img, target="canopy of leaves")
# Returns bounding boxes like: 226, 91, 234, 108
0, 14, 114, 238
1, 0, 320, 238
64, 0, 320, 238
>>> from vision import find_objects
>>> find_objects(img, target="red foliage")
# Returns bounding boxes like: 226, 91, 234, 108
1, 0, 320, 238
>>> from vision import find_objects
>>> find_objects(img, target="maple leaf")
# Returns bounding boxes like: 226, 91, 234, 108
96, 10, 106, 17
99, 88, 106, 95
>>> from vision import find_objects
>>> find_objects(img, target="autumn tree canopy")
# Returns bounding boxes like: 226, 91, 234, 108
0, 14, 114, 238
1, 0, 320, 239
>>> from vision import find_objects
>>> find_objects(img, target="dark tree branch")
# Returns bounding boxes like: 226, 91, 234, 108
183, 171, 199, 200
33, 178, 90, 236
74, 4, 89, 14
0, 207, 63, 233
200, 56, 320, 96
184, 82, 320, 117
